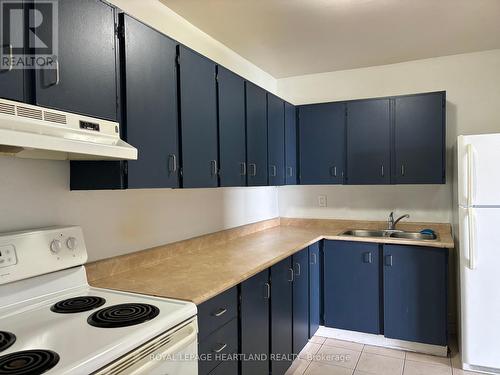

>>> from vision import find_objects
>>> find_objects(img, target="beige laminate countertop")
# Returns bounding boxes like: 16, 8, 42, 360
88, 218, 454, 305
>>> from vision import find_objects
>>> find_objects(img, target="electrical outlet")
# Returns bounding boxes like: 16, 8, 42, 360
318, 195, 327, 207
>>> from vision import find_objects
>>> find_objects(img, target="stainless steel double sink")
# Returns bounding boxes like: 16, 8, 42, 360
340, 229, 437, 241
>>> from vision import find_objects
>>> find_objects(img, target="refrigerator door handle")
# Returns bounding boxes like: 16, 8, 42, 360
467, 144, 474, 207
468, 207, 476, 270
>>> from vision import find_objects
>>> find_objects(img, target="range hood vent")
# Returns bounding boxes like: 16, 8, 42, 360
0, 98, 137, 160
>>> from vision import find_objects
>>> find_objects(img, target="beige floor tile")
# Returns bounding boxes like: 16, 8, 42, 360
314, 345, 361, 369
406, 352, 451, 367
310, 335, 327, 345
450, 351, 461, 369
355, 352, 404, 375
353, 371, 376, 375
323, 338, 364, 351
404, 360, 452, 375
363, 345, 406, 359
286, 358, 311, 375
305, 361, 353, 375
299, 342, 322, 360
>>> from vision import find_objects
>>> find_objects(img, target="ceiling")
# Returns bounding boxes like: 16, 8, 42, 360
160, 0, 500, 78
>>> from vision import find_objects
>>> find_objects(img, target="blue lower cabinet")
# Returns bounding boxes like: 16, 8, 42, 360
292, 248, 309, 355
198, 319, 238, 375
383, 245, 448, 346
240, 270, 270, 375
308, 242, 321, 338
324, 241, 381, 334
270, 257, 294, 375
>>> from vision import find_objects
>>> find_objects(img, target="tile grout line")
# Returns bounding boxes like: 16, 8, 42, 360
352, 344, 365, 373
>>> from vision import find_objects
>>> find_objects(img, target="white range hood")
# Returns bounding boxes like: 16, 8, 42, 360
0, 98, 137, 160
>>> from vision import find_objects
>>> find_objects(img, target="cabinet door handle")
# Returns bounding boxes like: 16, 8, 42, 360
270, 165, 277, 177
288, 268, 294, 282
381, 164, 385, 177
210, 160, 218, 176
212, 343, 227, 353
329, 166, 338, 177
363, 252, 372, 264
310, 252, 317, 265
385, 255, 393, 267
248, 163, 257, 177
401, 164, 405, 176
213, 308, 227, 317
264, 282, 271, 299
1, 44, 13, 72
168, 154, 177, 173
287, 166, 293, 177
240, 162, 247, 176
294, 262, 301, 276
48, 58, 60, 87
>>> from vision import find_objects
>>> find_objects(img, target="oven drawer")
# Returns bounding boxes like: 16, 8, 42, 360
199, 318, 238, 375
198, 286, 238, 341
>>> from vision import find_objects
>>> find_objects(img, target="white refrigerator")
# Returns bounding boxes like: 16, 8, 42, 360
458, 134, 500, 374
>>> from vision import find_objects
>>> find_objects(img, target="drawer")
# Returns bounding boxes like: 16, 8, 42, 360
198, 286, 238, 341
208, 358, 239, 375
199, 318, 238, 375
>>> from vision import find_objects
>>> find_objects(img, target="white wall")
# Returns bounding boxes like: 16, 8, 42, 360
0, 0, 280, 262
277, 49, 500, 223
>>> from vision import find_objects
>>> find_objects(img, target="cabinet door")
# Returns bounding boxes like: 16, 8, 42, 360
347, 99, 391, 184
285, 102, 298, 185
394, 92, 445, 184
34, 0, 118, 120
241, 270, 270, 375
122, 15, 179, 189
246, 82, 268, 186
0, 0, 25, 102
299, 103, 345, 184
178, 46, 218, 188
270, 257, 293, 375
217, 66, 246, 187
383, 245, 448, 346
268, 93, 285, 186
293, 248, 309, 355
309, 242, 320, 338
324, 241, 380, 334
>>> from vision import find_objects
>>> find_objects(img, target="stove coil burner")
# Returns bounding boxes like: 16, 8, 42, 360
50, 296, 106, 314
0, 332, 16, 353
0, 350, 59, 375
88, 303, 160, 328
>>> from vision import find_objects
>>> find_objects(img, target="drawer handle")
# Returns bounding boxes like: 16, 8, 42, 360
385, 254, 393, 267
288, 268, 294, 282
1, 44, 13, 72
363, 252, 372, 264
294, 262, 301, 276
264, 282, 270, 299
212, 343, 227, 353
213, 308, 227, 317
310, 252, 317, 265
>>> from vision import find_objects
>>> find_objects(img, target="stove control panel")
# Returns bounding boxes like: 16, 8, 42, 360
0, 226, 88, 285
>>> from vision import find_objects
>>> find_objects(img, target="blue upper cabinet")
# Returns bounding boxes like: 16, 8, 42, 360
324, 240, 381, 335
347, 98, 391, 184
121, 15, 179, 189
0, 0, 25, 102
246, 82, 268, 186
217, 67, 246, 187
393, 92, 446, 184
284, 102, 298, 185
178, 46, 218, 188
34, 0, 118, 121
308, 242, 321, 338
267, 94, 285, 186
299, 102, 346, 184
383, 245, 448, 346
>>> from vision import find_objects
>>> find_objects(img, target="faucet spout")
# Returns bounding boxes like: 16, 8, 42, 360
387, 212, 410, 230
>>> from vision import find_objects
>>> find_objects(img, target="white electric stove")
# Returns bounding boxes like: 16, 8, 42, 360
0, 226, 198, 375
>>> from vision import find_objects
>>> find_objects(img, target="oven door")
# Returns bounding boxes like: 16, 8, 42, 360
93, 318, 198, 375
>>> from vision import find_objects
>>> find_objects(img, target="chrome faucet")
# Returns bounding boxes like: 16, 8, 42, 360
387, 212, 410, 230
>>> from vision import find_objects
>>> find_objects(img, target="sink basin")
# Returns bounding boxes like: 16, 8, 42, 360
341, 229, 437, 241
341, 230, 389, 238
389, 231, 437, 241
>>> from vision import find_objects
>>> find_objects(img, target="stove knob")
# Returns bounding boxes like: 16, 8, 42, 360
66, 237, 78, 250
50, 239, 62, 254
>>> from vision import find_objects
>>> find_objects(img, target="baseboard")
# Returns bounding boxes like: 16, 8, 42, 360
463, 363, 500, 374
316, 326, 448, 357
